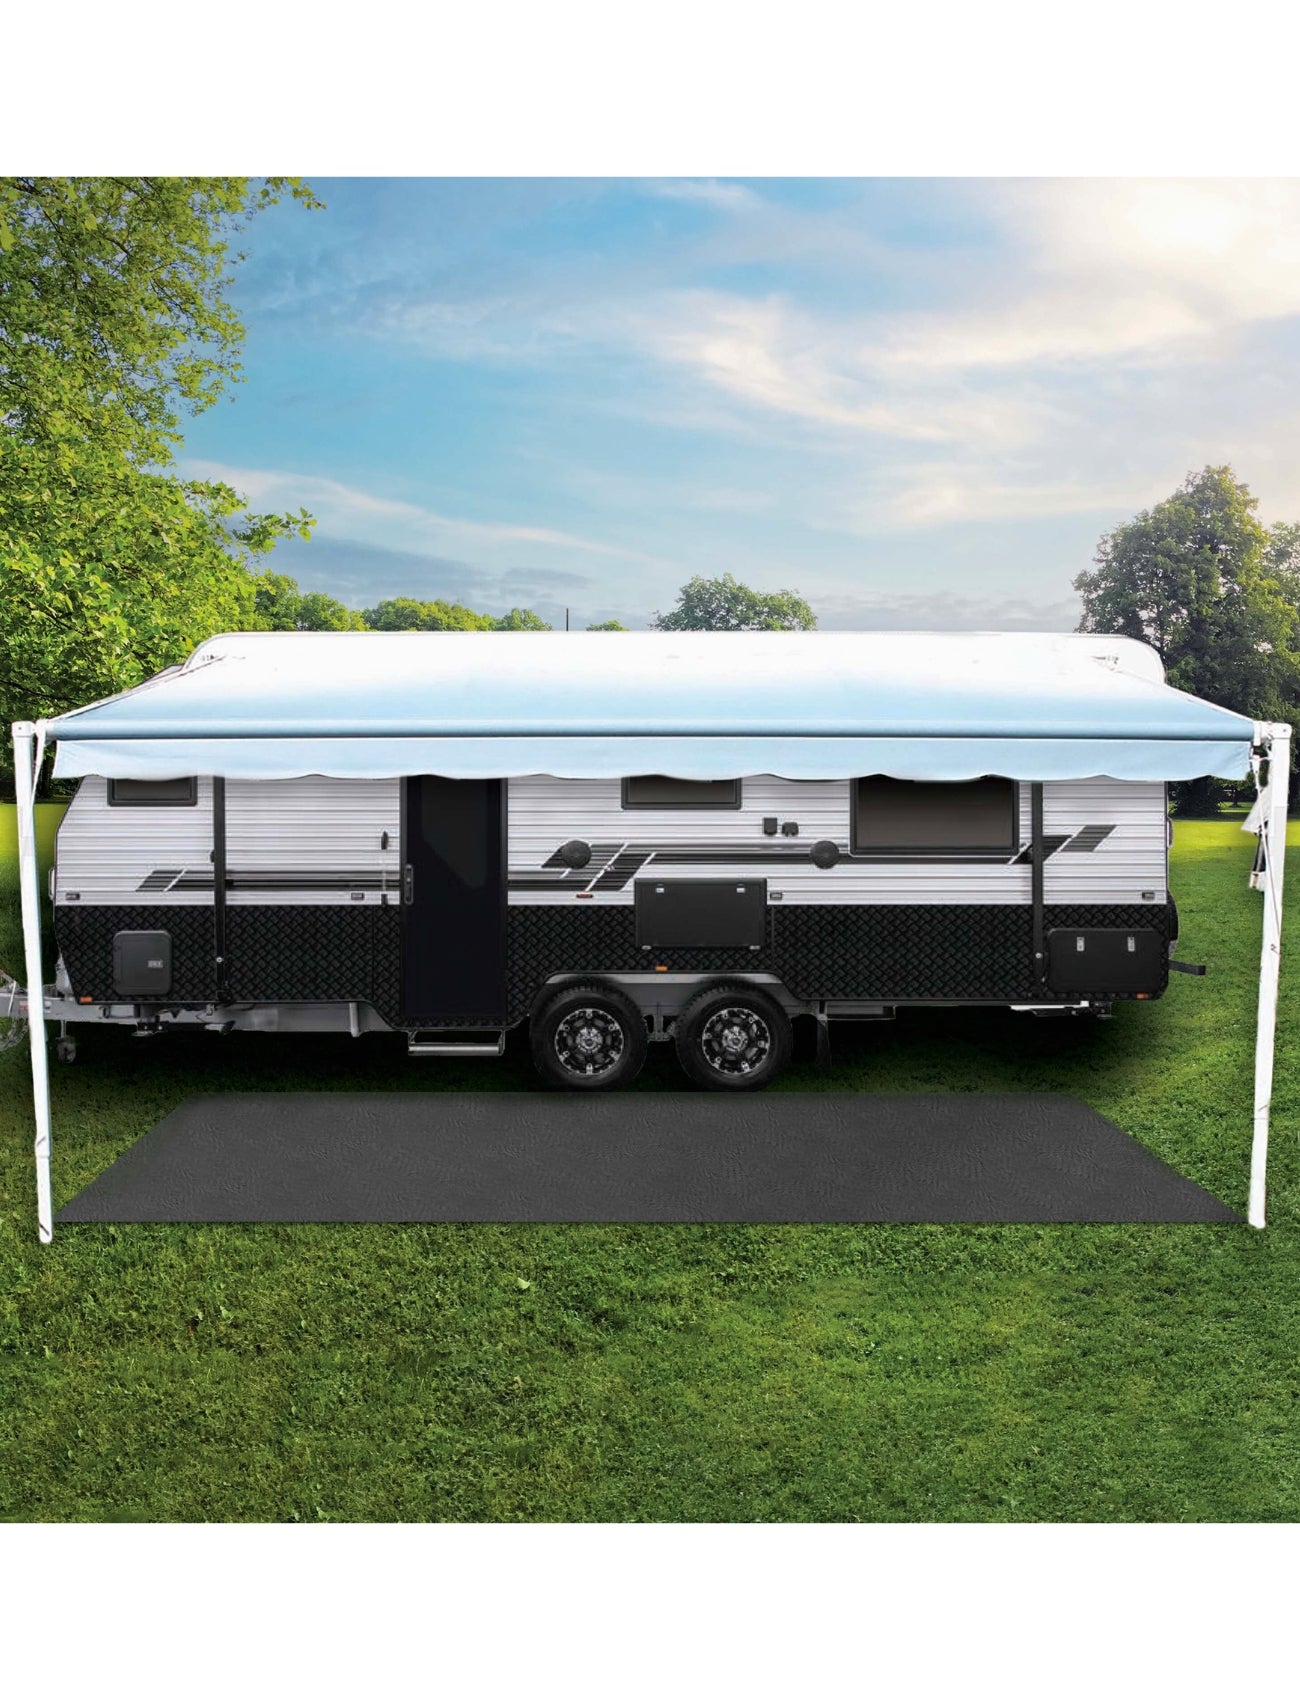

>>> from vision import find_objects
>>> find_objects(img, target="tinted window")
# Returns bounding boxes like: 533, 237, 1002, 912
108, 777, 198, 806
622, 776, 742, 809
852, 776, 1017, 855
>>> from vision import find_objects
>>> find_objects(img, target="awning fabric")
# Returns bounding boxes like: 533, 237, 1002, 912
46, 630, 1258, 784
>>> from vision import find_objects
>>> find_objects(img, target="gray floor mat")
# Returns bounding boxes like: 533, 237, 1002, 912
55, 1091, 1240, 1223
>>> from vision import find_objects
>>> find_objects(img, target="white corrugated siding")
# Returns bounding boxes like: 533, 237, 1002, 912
506, 775, 1167, 905
55, 776, 400, 907
56, 772, 1166, 909
54, 777, 216, 907
224, 777, 399, 906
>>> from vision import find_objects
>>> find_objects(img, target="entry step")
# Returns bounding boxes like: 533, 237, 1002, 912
407, 1029, 506, 1058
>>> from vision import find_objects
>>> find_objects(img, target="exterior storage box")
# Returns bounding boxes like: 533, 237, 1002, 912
112, 930, 173, 996
635, 879, 767, 949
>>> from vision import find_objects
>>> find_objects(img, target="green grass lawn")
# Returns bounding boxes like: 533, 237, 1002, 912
2, 812, 1298, 1522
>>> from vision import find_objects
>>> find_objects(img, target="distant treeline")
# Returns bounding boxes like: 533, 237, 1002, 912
252, 575, 625, 633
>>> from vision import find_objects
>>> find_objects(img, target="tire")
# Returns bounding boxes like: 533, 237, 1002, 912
673, 983, 792, 1091
530, 982, 648, 1091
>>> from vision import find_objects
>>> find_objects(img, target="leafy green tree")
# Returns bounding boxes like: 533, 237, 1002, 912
1075, 466, 1300, 809
360, 598, 552, 631
493, 607, 552, 631
651, 572, 816, 631
0, 176, 321, 772
361, 597, 497, 631
252, 570, 366, 632
1264, 521, 1300, 593
0, 177, 319, 459
586, 620, 627, 630
2, 451, 312, 734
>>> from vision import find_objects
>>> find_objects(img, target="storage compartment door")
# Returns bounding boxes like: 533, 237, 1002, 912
1045, 926, 1165, 994
634, 878, 767, 949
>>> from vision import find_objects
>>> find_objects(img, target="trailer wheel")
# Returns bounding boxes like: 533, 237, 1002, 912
531, 982, 647, 1091
673, 983, 792, 1091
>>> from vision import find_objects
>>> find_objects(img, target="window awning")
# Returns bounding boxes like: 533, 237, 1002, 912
45, 630, 1258, 784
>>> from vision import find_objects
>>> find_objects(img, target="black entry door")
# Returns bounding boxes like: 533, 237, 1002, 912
401, 776, 506, 1022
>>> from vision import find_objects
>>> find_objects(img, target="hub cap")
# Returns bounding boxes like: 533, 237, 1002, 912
700, 1006, 772, 1076
554, 1006, 626, 1077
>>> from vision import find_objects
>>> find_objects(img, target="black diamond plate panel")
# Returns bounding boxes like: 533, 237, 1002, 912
505, 904, 775, 1023
225, 905, 402, 1010
56, 904, 218, 1003
774, 902, 1169, 1003
56, 897, 1171, 1022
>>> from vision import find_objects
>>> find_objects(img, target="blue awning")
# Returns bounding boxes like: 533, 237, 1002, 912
46, 630, 1258, 783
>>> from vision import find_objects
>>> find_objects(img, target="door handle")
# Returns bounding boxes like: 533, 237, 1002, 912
403, 864, 414, 905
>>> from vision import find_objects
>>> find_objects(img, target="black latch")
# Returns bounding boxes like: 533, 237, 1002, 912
763, 817, 778, 836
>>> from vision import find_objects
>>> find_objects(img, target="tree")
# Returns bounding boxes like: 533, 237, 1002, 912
360, 598, 552, 631
252, 570, 366, 632
1075, 466, 1300, 809
1, 454, 312, 733
361, 597, 497, 632
493, 607, 552, 631
651, 572, 816, 631
0, 176, 320, 462
1264, 521, 1300, 594
586, 620, 627, 631
0, 177, 321, 771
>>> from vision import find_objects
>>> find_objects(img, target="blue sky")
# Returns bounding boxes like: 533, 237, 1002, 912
181, 177, 1300, 631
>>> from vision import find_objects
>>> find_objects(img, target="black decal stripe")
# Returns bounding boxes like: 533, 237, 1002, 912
652, 850, 814, 866
1011, 836, 1071, 865
1063, 824, 1117, 852
167, 869, 391, 892
136, 868, 184, 892
590, 851, 652, 891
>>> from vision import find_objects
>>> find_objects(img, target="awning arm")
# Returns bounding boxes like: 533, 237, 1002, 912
12, 722, 54, 1243
1249, 722, 1291, 1230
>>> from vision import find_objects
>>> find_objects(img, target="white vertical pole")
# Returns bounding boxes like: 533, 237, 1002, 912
12, 722, 54, 1243
1249, 722, 1291, 1230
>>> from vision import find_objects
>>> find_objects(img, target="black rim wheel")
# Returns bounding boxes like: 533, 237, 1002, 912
552, 1005, 627, 1079
698, 1005, 773, 1078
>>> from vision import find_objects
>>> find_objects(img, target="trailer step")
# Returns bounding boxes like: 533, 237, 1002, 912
406, 1030, 506, 1058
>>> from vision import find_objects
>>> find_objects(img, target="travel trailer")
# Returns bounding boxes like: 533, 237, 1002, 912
8, 628, 1291, 1235
7, 627, 1268, 1082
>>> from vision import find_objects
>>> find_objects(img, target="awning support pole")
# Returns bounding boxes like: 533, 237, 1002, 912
1029, 782, 1045, 982
1249, 722, 1291, 1230
212, 775, 230, 1003
12, 722, 54, 1244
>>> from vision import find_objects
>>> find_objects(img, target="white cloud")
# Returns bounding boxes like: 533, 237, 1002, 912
183, 460, 668, 566
639, 292, 1048, 446
256, 177, 1300, 597
645, 180, 764, 214
859, 471, 1154, 531
812, 588, 1084, 632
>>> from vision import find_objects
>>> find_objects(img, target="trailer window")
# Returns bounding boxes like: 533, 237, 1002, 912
108, 777, 198, 807
622, 776, 742, 809
851, 776, 1017, 856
